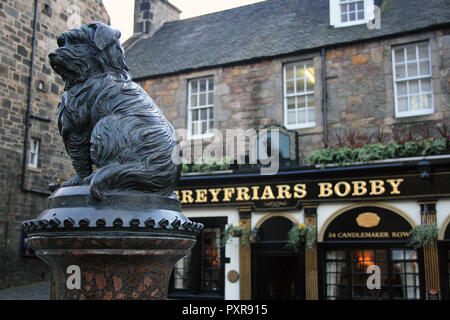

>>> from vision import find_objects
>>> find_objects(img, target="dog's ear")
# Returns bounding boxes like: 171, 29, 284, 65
88, 22, 120, 51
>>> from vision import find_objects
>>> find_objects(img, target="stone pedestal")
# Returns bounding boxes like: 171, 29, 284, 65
21, 186, 203, 300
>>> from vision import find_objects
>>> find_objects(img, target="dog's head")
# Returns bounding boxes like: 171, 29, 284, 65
49, 22, 129, 90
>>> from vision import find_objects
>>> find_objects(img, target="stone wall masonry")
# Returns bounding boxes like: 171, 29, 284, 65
0, 0, 109, 289
136, 28, 449, 164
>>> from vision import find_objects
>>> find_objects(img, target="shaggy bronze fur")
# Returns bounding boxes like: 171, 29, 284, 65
49, 22, 180, 200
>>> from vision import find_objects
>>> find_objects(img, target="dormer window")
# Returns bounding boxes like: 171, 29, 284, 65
330, 0, 374, 28
340, 0, 365, 23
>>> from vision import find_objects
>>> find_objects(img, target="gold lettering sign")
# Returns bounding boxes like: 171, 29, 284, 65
175, 178, 404, 204
356, 212, 381, 228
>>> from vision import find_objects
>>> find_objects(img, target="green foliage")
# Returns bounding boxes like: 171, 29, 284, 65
182, 157, 232, 174
332, 147, 358, 166
357, 143, 390, 162
285, 224, 317, 251
408, 223, 438, 249
397, 141, 422, 157
308, 138, 449, 167
221, 224, 250, 248
421, 138, 447, 156
307, 149, 334, 167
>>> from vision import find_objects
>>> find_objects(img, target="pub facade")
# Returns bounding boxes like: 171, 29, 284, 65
169, 158, 450, 300
124, 0, 450, 300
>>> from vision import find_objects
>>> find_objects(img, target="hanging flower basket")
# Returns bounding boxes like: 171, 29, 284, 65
408, 222, 438, 249
285, 223, 317, 251
221, 223, 250, 248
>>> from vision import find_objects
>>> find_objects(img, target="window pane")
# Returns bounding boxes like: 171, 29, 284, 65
201, 121, 207, 134
296, 65, 305, 79
285, 66, 294, 80
307, 94, 315, 108
200, 93, 207, 106
306, 76, 315, 91
407, 62, 418, 77
397, 82, 407, 96
208, 92, 214, 105
341, 13, 348, 22
208, 108, 214, 121
201, 108, 207, 120
296, 79, 305, 93
409, 80, 419, 95
297, 96, 306, 109
287, 97, 295, 110
420, 79, 432, 93
349, 12, 356, 21
404, 250, 416, 260
191, 94, 198, 107
418, 44, 429, 59
297, 109, 306, 123
287, 110, 296, 125
357, 11, 364, 20
326, 250, 336, 260
410, 95, 420, 111
191, 81, 198, 93
357, 2, 364, 10
201, 227, 223, 292
395, 64, 406, 79
349, 3, 355, 11
192, 109, 199, 121
395, 49, 405, 63
208, 80, 214, 91
193, 121, 200, 136
286, 80, 294, 94
200, 80, 207, 92
419, 61, 430, 76
398, 97, 408, 112
406, 46, 416, 61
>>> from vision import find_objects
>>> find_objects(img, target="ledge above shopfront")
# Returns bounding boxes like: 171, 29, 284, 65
176, 156, 450, 210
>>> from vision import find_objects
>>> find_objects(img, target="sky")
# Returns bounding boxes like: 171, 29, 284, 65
102, 0, 265, 42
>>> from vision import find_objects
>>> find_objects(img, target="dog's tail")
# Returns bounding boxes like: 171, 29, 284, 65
89, 161, 180, 201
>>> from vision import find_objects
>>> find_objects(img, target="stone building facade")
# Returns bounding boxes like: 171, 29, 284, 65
136, 28, 449, 163
0, 0, 109, 289
125, 0, 450, 300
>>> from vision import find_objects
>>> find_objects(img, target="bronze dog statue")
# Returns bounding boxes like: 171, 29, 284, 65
49, 22, 180, 200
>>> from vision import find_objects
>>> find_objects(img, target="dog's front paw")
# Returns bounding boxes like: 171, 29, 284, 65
60, 175, 85, 187
82, 173, 94, 185
90, 183, 106, 201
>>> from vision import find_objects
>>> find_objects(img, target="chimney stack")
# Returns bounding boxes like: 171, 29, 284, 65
134, 0, 181, 37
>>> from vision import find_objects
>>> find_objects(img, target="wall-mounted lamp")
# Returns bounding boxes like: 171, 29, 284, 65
251, 228, 261, 242
418, 160, 431, 190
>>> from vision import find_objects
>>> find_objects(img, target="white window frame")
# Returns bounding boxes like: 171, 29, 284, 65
392, 41, 434, 118
28, 138, 40, 168
187, 77, 214, 140
330, 0, 374, 28
283, 61, 316, 130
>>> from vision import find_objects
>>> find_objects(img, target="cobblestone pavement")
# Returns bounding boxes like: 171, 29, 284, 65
0, 281, 50, 300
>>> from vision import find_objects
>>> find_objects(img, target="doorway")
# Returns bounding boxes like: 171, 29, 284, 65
251, 216, 305, 300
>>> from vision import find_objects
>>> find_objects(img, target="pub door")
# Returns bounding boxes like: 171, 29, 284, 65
251, 216, 305, 300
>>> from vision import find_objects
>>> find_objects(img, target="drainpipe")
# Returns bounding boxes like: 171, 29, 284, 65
21, 0, 51, 196
321, 48, 328, 141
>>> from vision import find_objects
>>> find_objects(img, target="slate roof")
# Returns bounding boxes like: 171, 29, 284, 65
125, 0, 450, 80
